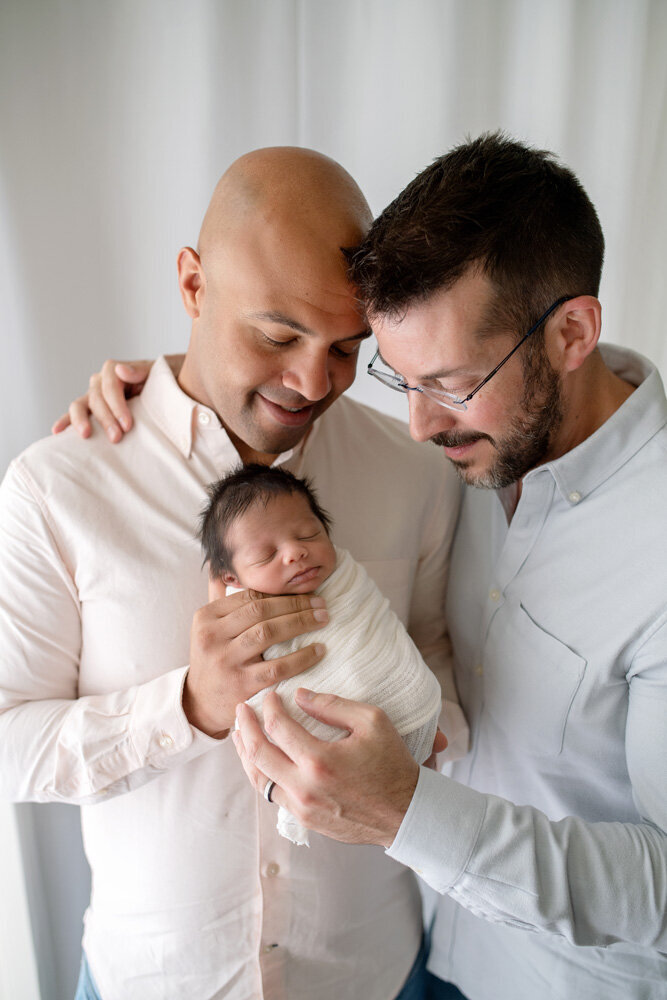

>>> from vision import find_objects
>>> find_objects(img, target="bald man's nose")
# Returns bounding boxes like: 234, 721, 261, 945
408, 391, 457, 443
282, 352, 331, 401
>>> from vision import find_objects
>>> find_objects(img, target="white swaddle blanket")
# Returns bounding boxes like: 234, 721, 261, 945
245, 546, 442, 845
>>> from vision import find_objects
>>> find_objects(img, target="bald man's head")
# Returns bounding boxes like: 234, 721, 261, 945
198, 146, 372, 264
177, 148, 373, 466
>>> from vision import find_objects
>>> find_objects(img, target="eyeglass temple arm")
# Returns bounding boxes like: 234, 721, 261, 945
462, 296, 570, 403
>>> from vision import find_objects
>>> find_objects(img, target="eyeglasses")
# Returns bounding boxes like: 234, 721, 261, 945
366, 296, 570, 412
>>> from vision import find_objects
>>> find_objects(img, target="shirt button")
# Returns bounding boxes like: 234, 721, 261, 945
264, 943, 279, 953
489, 588, 501, 602
475, 664, 483, 677
197, 411, 211, 426
568, 491, 582, 503
158, 733, 174, 749
266, 862, 280, 877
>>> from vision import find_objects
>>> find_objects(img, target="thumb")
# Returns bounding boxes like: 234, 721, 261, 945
294, 688, 366, 733
208, 573, 227, 602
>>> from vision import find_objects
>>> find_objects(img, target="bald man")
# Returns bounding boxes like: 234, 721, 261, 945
0, 148, 461, 1000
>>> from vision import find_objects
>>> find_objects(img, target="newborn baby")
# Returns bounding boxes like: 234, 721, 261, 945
199, 463, 442, 845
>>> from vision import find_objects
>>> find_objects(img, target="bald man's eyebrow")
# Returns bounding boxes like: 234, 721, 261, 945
249, 311, 371, 340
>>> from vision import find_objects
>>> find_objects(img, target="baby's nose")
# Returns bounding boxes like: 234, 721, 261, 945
283, 541, 307, 563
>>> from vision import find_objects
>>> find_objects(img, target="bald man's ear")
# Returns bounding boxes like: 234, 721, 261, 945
177, 247, 205, 319
552, 295, 602, 374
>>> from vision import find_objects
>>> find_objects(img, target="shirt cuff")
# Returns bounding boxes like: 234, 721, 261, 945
386, 766, 487, 893
129, 665, 221, 768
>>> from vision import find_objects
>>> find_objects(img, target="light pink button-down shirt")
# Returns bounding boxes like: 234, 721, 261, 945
0, 358, 461, 1000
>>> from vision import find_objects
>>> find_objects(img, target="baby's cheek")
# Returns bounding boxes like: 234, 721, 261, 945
323, 543, 338, 578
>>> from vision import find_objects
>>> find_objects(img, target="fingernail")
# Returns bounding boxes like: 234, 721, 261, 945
108, 426, 120, 443
313, 644, 325, 657
310, 597, 326, 608
120, 416, 131, 431
313, 609, 328, 622
298, 687, 315, 701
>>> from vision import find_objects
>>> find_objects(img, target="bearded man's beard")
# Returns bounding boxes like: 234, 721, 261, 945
431, 339, 564, 489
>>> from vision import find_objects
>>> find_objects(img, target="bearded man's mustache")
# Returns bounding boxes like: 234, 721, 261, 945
430, 431, 495, 449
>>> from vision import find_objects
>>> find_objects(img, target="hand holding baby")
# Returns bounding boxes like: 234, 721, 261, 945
184, 585, 329, 740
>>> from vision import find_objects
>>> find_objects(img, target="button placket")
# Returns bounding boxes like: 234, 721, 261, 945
257, 790, 290, 1000
477, 475, 556, 674
492, 474, 555, 597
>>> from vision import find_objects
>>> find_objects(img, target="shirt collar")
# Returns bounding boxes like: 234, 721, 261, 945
522, 345, 667, 505
139, 355, 315, 465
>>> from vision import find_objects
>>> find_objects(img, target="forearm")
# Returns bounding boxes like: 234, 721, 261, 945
0, 666, 217, 804
388, 767, 667, 950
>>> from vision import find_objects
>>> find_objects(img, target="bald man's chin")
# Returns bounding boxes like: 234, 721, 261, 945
235, 400, 324, 459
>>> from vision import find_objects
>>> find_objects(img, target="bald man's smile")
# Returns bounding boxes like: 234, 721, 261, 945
256, 393, 317, 428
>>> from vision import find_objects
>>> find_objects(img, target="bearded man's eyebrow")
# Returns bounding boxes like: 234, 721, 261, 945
376, 349, 476, 382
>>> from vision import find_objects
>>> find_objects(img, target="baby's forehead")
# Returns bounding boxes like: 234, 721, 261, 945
228, 490, 319, 534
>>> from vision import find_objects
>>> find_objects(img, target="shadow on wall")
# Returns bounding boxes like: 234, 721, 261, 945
16, 804, 90, 1000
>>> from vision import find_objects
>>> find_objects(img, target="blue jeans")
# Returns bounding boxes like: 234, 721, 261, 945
425, 972, 468, 999
74, 953, 101, 1000
394, 934, 428, 999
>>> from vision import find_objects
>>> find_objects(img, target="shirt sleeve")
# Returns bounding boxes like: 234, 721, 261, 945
0, 461, 218, 806
387, 618, 667, 951
406, 465, 469, 761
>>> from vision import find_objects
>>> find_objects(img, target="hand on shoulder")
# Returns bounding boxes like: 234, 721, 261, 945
51, 355, 184, 442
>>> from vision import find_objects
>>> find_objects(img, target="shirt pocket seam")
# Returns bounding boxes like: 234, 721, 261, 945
483, 602, 587, 757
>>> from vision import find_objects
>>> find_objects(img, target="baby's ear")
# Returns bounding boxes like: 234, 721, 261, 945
221, 570, 241, 588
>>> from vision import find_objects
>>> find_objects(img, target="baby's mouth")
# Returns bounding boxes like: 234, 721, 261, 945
287, 566, 320, 586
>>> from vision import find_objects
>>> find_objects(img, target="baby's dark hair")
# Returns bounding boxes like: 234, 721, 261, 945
198, 463, 333, 580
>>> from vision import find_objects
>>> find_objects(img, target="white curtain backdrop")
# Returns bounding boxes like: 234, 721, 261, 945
1, 2, 666, 997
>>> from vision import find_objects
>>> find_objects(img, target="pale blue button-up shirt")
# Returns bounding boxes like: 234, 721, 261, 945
388, 346, 667, 999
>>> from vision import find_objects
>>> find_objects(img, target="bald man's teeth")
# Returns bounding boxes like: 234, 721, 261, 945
258, 394, 314, 426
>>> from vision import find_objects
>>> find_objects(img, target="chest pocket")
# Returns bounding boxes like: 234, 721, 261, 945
483, 602, 586, 757
359, 558, 413, 626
